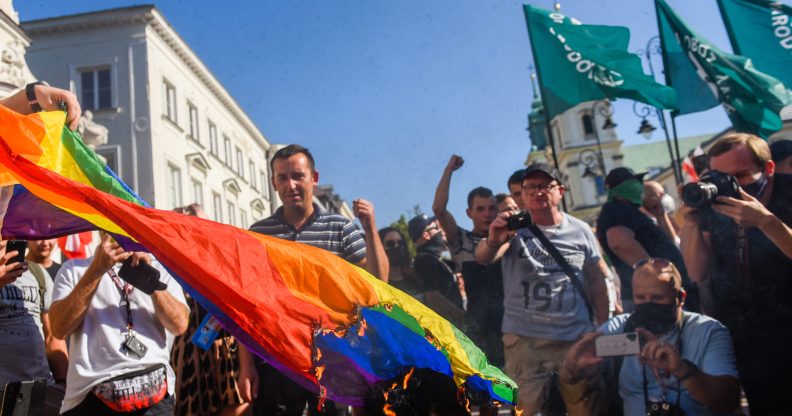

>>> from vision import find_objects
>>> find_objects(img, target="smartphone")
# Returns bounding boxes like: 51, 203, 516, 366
595, 332, 642, 357
5, 241, 27, 265
0, 379, 46, 416
118, 256, 160, 283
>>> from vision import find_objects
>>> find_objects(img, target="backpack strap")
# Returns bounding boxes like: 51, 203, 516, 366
26, 261, 47, 311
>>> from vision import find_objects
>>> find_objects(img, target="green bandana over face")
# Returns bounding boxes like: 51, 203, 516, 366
607, 179, 643, 205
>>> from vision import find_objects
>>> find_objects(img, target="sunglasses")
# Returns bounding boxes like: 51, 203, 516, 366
385, 240, 405, 249
632, 257, 674, 270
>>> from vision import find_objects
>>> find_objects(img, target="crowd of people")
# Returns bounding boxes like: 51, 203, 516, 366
1, 83, 792, 416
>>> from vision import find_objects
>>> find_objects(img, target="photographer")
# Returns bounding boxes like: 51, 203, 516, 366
679, 133, 792, 415
558, 259, 739, 415
475, 164, 609, 414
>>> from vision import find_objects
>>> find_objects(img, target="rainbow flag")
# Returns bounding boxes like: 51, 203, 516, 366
0, 108, 516, 406
0, 108, 146, 240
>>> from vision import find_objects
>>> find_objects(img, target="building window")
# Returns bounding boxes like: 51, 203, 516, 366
582, 114, 595, 139
223, 136, 232, 167
249, 160, 257, 190
163, 80, 177, 122
192, 179, 204, 206
227, 202, 236, 226
240, 209, 248, 229
188, 103, 199, 141
212, 192, 223, 222
260, 170, 269, 199
168, 164, 182, 209
236, 147, 244, 176
80, 68, 111, 110
208, 122, 218, 156
253, 205, 263, 221
594, 175, 606, 196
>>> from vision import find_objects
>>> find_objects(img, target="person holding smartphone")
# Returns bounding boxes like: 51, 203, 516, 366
0, 240, 68, 416
558, 258, 740, 415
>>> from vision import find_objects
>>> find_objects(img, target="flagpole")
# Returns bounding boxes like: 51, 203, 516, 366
670, 114, 684, 181
523, 5, 568, 212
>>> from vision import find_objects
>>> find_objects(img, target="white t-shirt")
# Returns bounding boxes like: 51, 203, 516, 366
52, 257, 188, 413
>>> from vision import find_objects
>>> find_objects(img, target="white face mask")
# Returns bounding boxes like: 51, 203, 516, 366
660, 193, 676, 213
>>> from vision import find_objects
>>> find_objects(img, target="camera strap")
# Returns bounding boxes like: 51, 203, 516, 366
108, 268, 134, 331
642, 319, 685, 413
526, 223, 594, 322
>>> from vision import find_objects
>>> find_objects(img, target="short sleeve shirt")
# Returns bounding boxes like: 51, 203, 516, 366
600, 312, 738, 415
249, 203, 366, 264
501, 213, 601, 341
596, 200, 688, 299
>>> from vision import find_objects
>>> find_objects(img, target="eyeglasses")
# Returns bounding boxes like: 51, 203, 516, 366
385, 240, 405, 249
632, 257, 673, 270
521, 182, 560, 195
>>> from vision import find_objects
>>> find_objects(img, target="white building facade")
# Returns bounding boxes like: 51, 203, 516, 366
22, 6, 274, 227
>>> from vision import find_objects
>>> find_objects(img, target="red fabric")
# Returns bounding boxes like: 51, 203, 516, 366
57, 231, 93, 259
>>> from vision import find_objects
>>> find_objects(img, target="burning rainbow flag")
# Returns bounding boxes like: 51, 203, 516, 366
0, 108, 516, 406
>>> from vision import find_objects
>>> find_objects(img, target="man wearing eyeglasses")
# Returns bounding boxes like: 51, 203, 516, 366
596, 167, 698, 313
680, 133, 792, 415
475, 163, 610, 414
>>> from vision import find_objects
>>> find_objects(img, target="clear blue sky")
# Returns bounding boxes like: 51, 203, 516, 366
17, 0, 738, 228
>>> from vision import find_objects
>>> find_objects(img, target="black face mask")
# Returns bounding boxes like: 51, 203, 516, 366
386, 245, 409, 268
629, 302, 678, 335
417, 232, 445, 258
742, 172, 768, 198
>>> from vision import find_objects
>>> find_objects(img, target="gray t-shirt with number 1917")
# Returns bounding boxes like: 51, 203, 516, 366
501, 213, 600, 341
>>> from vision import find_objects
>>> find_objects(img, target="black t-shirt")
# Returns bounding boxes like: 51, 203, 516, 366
412, 253, 463, 310
597, 200, 694, 303
45, 262, 61, 281
702, 174, 792, 330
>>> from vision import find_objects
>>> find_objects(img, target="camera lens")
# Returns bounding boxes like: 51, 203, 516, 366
682, 182, 717, 208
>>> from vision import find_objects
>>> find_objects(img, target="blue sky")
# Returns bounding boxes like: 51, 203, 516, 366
17, 0, 737, 228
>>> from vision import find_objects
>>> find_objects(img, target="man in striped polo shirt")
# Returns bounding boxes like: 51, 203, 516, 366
240, 144, 388, 415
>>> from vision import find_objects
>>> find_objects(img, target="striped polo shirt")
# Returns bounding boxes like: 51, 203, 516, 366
249, 203, 367, 264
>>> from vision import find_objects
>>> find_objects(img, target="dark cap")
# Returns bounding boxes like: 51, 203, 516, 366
771, 140, 792, 163
604, 167, 647, 188
522, 162, 562, 183
408, 214, 436, 242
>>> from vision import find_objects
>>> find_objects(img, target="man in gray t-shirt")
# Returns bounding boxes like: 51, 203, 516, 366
476, 163, 610, 414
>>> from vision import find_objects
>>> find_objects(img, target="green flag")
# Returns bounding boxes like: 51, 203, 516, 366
656, 0, 792, 138
523, 5, 676, 121
717, 0, 792, 88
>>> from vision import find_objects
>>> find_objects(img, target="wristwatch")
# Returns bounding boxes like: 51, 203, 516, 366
25, 80, 48, 113
677, 359, 699, 381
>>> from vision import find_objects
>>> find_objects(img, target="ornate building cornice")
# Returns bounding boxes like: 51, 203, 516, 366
23, 5, 270, 150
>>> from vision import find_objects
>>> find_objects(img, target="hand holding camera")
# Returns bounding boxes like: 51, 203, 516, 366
118, 256, 166, 295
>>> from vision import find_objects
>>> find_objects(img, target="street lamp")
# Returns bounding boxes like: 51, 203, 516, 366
578, 148, 601, 178
588, 100, 614, 175
636, 35, 682, 186
633, 102, 657, 140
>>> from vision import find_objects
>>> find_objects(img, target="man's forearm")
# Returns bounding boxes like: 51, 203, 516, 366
0, 88, 31, 115
49, 264, 105, 339
432, 168, 453, 215
152, 290, 189, 336
364, 223, 389, 282
678, 372, 740, 413
758, 214, 792, 261
42, 313, 68, 381
585, 261, 610, 325
679, 223, 710, 283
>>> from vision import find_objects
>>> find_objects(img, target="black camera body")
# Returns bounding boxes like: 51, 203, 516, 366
506, 211, 532, 230
681, 170, 740, 209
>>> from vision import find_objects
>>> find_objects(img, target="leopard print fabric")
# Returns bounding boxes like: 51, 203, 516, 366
170, 296, 244, 415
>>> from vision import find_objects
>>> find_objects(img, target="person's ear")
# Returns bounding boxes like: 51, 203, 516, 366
764, 160, 776, 176
466, 207, 473, 219
677, 288, 687, 306
312, 170, 319, 185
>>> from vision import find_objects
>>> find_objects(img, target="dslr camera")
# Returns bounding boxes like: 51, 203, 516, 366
506, 211, 532, 230
681, 170, 740, 209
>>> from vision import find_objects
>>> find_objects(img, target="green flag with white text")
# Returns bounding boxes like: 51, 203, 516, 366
717, 0, 792, 88
656, 0, 792, 138
523, 5, 676, 121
